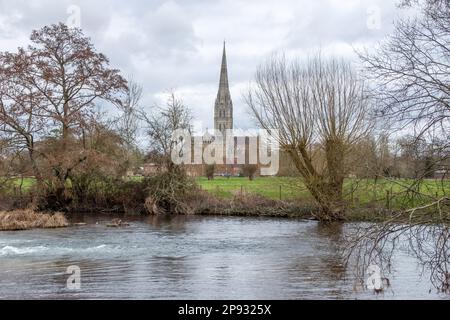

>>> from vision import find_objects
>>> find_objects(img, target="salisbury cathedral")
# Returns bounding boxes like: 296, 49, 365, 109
214, 43, 234, 134
146, 43, 292, 177
184, 43, 286, 177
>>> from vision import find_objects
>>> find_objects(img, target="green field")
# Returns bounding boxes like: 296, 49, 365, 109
198, 176, 450, 208
198, 176, 303, 200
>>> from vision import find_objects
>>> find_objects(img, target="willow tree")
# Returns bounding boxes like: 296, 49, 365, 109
245, 54, 371, 221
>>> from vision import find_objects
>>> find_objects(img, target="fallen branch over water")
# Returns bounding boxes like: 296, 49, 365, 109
0, 209, 68, 231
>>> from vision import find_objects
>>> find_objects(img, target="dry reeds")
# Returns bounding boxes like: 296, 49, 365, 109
0, 209, 68, 231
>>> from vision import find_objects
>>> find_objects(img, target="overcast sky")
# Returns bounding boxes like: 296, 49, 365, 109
0, 0, 408, 132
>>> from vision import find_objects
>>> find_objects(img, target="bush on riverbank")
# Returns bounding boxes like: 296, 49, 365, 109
0, 209, 68, 231
34, 169, 200, 216
29, 176, 153, 214
144, 169, 200, 215
189, 190, 315, 218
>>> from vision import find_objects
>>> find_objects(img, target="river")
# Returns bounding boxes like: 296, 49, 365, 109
0, 215, 447, 299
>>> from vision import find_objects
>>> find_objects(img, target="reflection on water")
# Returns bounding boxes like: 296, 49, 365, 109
0, 215, 447, 299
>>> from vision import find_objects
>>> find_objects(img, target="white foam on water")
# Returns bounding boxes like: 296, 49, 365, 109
86, 244, 107, 251
0, 245, 48, 256
0, 244, 113, 257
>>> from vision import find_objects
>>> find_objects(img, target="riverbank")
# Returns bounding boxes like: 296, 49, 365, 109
191, 193, 314, 218
10, 176, 450, 208
2, 175, 448, 225
0, 209, 68, 231
0, 193, 429, 228
191, 196, 400, 222
0, 200, 443, 232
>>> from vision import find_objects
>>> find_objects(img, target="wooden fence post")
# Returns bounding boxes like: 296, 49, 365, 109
386, 190, 391, 210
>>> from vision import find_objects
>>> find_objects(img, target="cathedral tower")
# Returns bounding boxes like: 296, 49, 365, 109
214, 42, 233, 134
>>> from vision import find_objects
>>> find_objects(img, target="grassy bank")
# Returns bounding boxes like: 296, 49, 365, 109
198, 177, 449, 209
0, 210, 68, 231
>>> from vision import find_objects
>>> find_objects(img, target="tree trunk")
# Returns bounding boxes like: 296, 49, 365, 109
25, 135, 44, 191
306, 180, 345, 221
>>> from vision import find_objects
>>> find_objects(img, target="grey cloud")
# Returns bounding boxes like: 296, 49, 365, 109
0, 0, 401, 130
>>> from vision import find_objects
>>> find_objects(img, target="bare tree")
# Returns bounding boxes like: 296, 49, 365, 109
116, 77, 142, 149
26, 23, 127, 144
140, 92, 192, 172
0, 50, 46, 186
245, 54, 371, 221
0, 23, 127, 207
114, 77, 143, 173
345, 0, 450, 293
358, 0, 449, 195
359, 0, 449, 141
138, 92, 197, 215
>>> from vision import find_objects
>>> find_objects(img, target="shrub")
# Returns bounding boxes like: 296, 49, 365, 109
144, 167, 199, 215
241, 164, 258, 181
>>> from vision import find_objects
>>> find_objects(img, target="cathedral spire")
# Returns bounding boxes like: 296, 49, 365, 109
218, 41, 230, 99
214, 42, 233, 133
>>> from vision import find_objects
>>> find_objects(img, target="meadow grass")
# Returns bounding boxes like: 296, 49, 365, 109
198, 176, 450, 209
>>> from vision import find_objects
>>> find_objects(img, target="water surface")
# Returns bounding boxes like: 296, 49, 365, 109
0, 215, 447, 299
